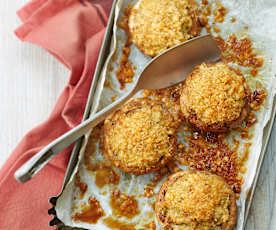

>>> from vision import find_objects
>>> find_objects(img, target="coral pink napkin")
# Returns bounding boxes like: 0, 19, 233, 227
0, 0, 112, 229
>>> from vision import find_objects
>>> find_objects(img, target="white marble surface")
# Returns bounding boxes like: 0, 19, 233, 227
0, 1, 275, 230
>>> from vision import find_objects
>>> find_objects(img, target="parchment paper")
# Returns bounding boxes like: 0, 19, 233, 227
56, 0, 276, 229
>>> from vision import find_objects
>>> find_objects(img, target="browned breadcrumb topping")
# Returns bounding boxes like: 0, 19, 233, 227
72, 197, 105, 224
110, 188, 140, 219
181, 62, 249, 125
104, 98, 177, 174
116, 0, 234, 89
128, 0, 201, 56
103, 216, 136, 230
158, 170, 234, 229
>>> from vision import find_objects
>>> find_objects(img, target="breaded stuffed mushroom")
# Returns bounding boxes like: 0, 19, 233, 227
104, 98, 177, 174
180, 62, 250, 132
128, 0, 200, 57
155, 170, 237, 230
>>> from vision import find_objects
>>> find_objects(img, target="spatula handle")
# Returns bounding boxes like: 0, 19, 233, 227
14, 87, 138, 183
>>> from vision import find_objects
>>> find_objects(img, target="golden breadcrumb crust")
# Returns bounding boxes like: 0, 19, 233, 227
104, 98, 177, 175
180, 62, 250, 132
128, 0, 200, 57
155, 170, 237, 230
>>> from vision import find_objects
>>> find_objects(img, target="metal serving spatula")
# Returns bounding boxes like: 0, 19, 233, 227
14, 34, 221, 183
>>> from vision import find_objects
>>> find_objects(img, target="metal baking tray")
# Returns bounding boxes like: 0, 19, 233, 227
48, 0, 276, 228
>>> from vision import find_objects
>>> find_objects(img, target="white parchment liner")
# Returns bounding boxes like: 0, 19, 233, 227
56, 0, 276, 229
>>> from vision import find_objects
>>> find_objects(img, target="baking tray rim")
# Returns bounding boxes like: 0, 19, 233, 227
48, 0, 118, 228
48, 0, 276, 228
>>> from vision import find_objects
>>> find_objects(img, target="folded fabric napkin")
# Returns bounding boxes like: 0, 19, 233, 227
0, 0, 112, 229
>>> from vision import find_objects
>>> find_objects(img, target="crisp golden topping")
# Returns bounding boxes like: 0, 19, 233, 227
104, 98, 177, 174
181, 62, 249, 127
157, 170, 236, 230
128, 0, 200, 56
